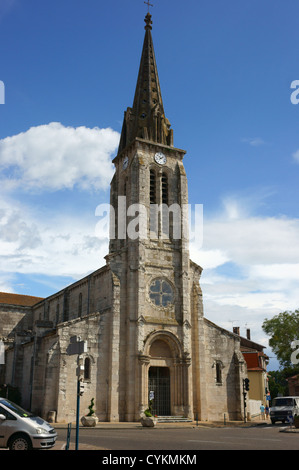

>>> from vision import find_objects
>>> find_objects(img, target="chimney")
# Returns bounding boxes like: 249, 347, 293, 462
233, 326, 240, 336
246, 329, 251, 340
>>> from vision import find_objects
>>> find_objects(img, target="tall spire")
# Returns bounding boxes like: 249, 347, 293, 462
118, 13, 173, 154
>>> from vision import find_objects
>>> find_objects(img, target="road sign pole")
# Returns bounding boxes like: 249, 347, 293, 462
76, 377, 80, 451
66, 337, 87, 451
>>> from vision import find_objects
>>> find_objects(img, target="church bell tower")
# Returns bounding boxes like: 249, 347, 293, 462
106, 12, 201, 421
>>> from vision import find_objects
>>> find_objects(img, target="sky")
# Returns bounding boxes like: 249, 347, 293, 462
1, 0, 299, 371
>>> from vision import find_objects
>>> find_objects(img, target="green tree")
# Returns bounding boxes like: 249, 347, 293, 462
267, 368, 298, 399
262, 310, 299, 368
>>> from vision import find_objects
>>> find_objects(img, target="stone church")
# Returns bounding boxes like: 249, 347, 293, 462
0, 13, 247, 423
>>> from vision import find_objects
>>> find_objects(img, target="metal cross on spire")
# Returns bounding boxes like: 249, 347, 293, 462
144, 0, 153, 13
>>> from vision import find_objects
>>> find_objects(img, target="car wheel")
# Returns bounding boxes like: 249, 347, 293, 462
8, 433, 32, 450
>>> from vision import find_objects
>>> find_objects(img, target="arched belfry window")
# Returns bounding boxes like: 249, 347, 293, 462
162, 172, 168, 205
150, 169, 157, 233
150, 169, 156, 204
162, 172, 169, 235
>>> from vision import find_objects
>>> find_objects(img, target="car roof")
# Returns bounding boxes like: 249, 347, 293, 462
274, 396, 298, 399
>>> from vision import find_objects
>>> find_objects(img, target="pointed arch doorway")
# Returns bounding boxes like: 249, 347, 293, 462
148, 366, 170, 416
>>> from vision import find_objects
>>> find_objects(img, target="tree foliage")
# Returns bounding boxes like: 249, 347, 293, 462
262, 310, 299, 368
267, 368, 299, 399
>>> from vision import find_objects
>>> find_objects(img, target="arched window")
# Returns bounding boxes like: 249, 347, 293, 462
215, 361, 223, 385
150, 169, 157, 234
84, 357, 91, 381
162, 172, 168, 205
150, 169, 156, 204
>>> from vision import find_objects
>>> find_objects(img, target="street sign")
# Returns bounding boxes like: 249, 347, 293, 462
287, 415, 294, 425
66, 337, 87, 355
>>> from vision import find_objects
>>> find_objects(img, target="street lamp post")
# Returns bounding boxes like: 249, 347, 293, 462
66, 336, 87, 450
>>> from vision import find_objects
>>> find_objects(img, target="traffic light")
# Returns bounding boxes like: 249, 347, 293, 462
244, 378, 250, 391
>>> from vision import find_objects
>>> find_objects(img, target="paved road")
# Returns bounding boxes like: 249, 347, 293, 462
53, 424, 299, 451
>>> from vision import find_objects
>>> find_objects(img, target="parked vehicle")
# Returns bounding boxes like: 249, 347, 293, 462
0, 398, 57, 450
270, 396, 299, 425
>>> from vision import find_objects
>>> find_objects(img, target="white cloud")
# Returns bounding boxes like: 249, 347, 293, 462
189, 193, 299, 358
242, 137, 266, 147
0, 272, 16, 293
200, 213, 299, 267
0, 122, 119, 192
0, 198, 109, 279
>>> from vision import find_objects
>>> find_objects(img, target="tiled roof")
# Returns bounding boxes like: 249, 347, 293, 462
0, 292, 44, 307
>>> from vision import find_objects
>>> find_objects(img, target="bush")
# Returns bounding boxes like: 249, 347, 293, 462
87, 398, 95, 417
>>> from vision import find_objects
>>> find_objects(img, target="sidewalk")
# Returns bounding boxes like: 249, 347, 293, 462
52, 418, 270, 430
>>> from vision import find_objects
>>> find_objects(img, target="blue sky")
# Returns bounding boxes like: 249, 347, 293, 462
1, 0, 299, 370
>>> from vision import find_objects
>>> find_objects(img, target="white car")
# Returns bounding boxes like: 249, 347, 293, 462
0, 398, 57, 450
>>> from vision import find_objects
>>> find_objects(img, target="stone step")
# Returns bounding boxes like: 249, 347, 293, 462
157, 416, 193, 423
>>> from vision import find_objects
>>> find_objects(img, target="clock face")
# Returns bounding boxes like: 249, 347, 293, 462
154, 152, 166, 165
122, 156, 129, 170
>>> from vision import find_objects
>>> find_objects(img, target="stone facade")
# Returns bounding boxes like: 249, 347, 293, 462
0, 13, 247, 423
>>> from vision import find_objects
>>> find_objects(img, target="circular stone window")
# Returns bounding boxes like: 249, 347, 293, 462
149, 279, 174, 307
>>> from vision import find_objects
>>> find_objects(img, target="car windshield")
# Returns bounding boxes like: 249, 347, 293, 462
0, 399, 34, 418
272, 398, 294, 407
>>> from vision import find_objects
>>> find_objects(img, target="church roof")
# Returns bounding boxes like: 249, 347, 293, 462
117, 13, 173, 154
0, 292, 44, 307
